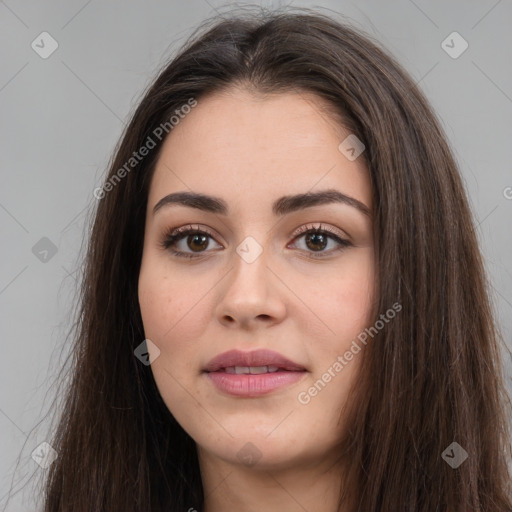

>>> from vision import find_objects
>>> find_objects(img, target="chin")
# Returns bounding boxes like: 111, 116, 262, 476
198, 430, 317, 471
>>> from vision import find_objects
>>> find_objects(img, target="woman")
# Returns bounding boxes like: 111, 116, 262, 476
39, 7, 512, 511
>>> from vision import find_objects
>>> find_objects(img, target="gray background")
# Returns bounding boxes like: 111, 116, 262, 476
1, 0, 511, 510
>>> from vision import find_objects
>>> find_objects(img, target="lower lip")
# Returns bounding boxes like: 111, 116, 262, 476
205, 370, 307, 397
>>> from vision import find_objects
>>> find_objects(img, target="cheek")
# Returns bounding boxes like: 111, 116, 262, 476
138, 262, 202, 409
335, 272, 374, 328
138, 267, 172, 340
315, 250, 375, 335
138, 258, 211, 361
298, 250, 374, 386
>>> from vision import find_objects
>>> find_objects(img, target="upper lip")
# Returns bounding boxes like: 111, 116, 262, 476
203, 349, 306, 372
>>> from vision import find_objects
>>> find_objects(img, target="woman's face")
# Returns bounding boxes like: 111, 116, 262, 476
138, 88, 375, 471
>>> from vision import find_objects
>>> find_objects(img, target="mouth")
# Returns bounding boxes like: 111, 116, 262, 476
203, 348, 306, 373
203, 349, 307, 397
220, 365, 291, 374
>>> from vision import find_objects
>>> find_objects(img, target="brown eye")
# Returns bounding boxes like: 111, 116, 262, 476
289, 224, 352, 258
161, 223, 352, 260
304, 232, 328, 252
186, 233, 209, 252
160, 226, 222, 259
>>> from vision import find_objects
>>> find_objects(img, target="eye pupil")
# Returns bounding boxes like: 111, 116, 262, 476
305, 232, 327, 251
188, 234, 208, 252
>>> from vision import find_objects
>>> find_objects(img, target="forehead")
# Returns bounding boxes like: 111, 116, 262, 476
147, 87, 371, 215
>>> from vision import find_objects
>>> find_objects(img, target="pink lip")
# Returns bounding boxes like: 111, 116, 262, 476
203, 349, 308, 397
203, 349, 306, 372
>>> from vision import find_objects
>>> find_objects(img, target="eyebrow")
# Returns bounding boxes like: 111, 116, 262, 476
152, 188, 371, 218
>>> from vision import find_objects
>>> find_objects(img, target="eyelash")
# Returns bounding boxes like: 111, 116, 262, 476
160, 223, 352, 260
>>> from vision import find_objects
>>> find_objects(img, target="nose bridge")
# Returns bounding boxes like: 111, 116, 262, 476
215, 233, 285, 326
229, 235, 270, 297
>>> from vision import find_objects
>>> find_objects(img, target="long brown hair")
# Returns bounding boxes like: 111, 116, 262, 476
31, 6, 512, 511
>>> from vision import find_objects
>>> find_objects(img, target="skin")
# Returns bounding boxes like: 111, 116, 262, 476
138, 87, 375, 512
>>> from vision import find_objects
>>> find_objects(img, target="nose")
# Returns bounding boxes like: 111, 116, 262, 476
215, 243, 287, 330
